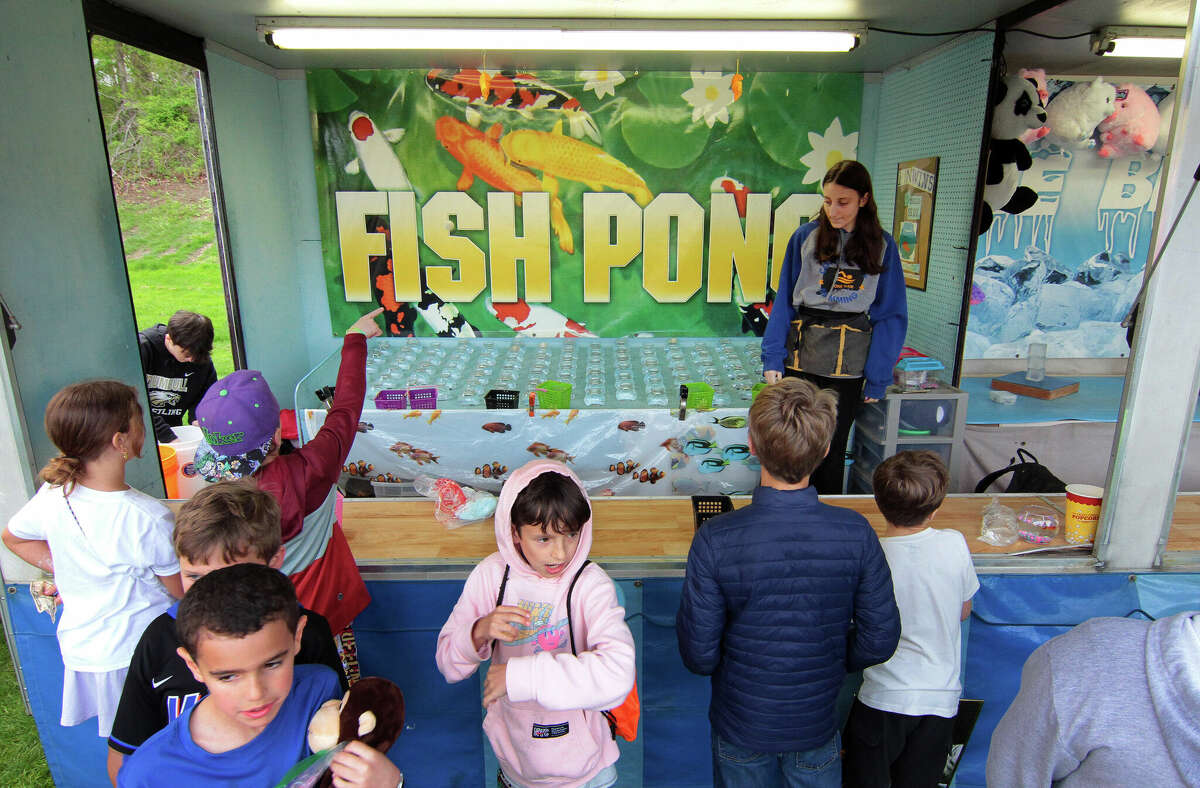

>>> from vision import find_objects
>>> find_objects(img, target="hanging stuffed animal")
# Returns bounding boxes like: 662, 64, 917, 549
1045, 77, 1116, 149
1097, 83, 1161, 158
980, 75, 1046, 234
1151, 92, 1176, 157
1017, 68, 1050, 145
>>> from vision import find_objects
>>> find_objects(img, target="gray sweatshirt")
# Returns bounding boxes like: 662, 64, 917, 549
986, 612, 1200, 787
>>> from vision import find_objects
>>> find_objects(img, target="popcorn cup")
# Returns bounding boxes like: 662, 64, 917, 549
1064, 484, 1103, 544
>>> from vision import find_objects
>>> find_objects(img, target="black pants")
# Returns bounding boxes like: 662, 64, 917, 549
785, 369, 863, 495
842, 698, 955, 788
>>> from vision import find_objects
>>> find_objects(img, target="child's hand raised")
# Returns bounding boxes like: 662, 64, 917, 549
482, 662, 507, 707
347, 307, 385, 339
471, 605, 531, 650
329, 740, 402, 788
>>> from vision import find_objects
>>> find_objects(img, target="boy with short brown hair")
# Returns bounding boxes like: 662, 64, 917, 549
677, 378, 900, 787
842, 450, 979, 788
138, 310, 218, 444
106, 481, 347, 784
117, 564, 398, 787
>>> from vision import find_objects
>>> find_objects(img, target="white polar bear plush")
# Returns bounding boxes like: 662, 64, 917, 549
1045, 77, 1116, 149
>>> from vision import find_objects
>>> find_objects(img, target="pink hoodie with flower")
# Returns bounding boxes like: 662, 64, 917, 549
435, 460, 635, 788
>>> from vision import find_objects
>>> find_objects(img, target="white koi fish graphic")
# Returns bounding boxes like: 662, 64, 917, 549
345, 110, 411, 190
485, 298, 596, 338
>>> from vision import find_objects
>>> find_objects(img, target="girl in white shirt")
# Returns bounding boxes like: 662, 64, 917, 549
3, 380, 183, 737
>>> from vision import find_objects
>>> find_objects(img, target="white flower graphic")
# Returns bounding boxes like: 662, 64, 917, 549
577, 70, 626, 99
798, 117, 860, 183
682, 71, 736, 128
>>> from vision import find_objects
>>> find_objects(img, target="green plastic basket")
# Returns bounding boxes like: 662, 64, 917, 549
536, 380, 572, 409
683, 381, 714, 409
751, 382, 768, 402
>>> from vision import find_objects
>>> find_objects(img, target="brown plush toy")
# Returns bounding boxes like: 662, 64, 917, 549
306, 677, 406, 788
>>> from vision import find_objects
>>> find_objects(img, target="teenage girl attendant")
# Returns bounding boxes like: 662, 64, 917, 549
3, 381, 183, 737
761, 160, 908, 494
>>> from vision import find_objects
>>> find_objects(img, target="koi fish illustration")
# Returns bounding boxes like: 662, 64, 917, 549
712, 175, 752, 218
345, 110, 411, 189
425, 69, 601, 142
618, 420, 645, 432
433, 116, 573, 253
500, 121, 653, 207
482, 422, 512, 433
485, 298, 596, 337
415, 288, 477, 338
712, 416, 747, 429
565, 409, 580, 425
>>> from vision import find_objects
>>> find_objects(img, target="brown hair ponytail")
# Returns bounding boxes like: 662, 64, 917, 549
40, 380, 141, 494
814, 160, 885, 275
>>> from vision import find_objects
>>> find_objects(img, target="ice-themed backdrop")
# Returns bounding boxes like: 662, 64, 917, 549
967, 78, 1174, 360
308, 69, 862, 338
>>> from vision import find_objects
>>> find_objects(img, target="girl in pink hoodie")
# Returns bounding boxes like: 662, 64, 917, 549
436, 460, 635, 788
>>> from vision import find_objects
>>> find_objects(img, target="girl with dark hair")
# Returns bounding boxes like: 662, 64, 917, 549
3, 380, 183, 738
761, 160, 908, 494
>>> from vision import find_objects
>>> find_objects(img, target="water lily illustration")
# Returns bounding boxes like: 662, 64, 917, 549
798, 117, 859, 183
577, 69, 626, 99
682, 71, 736, 128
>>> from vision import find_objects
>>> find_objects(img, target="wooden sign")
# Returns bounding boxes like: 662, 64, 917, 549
894, 156, 939, 290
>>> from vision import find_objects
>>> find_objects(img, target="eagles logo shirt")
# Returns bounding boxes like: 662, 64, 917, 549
137, 324, 218, 443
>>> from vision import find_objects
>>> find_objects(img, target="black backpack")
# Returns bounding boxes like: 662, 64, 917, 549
974, 448, 1067, 494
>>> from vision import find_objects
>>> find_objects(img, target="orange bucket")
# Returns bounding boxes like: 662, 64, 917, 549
158, 444, 179, 499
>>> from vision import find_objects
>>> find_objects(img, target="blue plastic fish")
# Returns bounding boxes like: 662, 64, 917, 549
684, 439, 716, 456
721, 444, 750, 461
699, 458, 730, 473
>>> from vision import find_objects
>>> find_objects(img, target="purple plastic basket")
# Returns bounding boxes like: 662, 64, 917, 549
408, 386, 438, 409
374, 390, 409, 410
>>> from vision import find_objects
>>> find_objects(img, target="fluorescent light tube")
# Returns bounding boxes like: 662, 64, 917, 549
1104, 37, 1186, 58
261, 22, 861, 53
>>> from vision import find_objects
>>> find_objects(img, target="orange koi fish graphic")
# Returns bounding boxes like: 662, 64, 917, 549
500, 120, 653, 207
425, 69, 601, 142
433, 116, 573, 253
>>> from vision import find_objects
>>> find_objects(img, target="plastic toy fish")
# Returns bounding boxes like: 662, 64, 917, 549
712, 416, 747, 429
482, 422, 512, 433
425, 69, 600, 142
404, 410, 422, 419
427, 409, 442, 424
485, 298, 596, 338
500, 121, 653, 207
684, 439, 717, 456
433, 116, 573, 253
721, 444, 751, 461
541, 410, 560, 419
618, 420, 645, 432
565, 409, 580, 424
699, 458, 731, 473
344, 111, 411, 189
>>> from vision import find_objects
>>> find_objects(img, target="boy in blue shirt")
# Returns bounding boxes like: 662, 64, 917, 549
676, 378, 900, 787
118, 563, 399, 788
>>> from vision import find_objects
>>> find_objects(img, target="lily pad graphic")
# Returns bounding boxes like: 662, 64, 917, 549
308, 71, 359, 114
620, 73, 711, 169
748, 73, 862, 171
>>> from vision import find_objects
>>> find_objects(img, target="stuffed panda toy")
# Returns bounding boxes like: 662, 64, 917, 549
980, 75, 1046, 234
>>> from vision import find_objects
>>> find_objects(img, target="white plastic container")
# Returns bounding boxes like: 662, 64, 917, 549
171, 425, 210, 499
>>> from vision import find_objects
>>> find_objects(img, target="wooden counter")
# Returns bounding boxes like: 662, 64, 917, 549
340, 492, 1200, 565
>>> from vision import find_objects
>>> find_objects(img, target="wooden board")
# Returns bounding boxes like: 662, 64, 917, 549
991, 372, 1080, 400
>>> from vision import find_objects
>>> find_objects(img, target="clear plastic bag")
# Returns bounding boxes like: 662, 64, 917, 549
413, 474, 497, 529
980, 498, 1019, 546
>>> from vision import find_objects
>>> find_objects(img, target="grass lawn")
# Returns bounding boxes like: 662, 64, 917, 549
117, 184, 235, 378
0, 635, 52, 787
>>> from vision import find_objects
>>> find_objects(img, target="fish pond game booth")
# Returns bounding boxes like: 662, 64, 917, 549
3, 0, 1200, 786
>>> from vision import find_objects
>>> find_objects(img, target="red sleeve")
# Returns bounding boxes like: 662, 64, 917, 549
261, 334, 367, 541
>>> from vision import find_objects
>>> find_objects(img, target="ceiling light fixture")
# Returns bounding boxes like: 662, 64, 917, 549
1091, 26, 1186, 58
256, 18, 865, 53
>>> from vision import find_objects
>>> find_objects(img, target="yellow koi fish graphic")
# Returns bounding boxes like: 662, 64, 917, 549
499, 121, 654, 207
433, 116, 573, 253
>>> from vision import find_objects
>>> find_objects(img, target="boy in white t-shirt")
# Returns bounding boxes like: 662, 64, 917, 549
842, 451, 979, 788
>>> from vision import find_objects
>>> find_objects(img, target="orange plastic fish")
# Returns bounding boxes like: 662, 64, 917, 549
427, 409, 442, 424
500, 121, 653, 207
434, 116, 573, 253
541, 409, 560, 419
565, 409, 580, 424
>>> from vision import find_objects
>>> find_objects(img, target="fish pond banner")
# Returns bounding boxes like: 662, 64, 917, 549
967, 80, 1172, 360
309, 69, 863, 338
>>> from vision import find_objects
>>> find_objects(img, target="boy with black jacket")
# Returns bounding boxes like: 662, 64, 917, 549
137, 310, 217, 444
676, 378, 900, 787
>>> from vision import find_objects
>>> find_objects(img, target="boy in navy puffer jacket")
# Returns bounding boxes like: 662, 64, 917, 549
676, 378, 900, 787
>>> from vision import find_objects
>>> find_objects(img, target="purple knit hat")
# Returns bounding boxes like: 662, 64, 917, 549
195, 370, 280, 458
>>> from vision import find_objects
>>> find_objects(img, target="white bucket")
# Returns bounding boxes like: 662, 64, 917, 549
171, 425, 210, 499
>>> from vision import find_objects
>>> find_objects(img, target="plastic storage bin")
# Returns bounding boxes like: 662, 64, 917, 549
536, 380, 572, 408
857, 392, 961, 440
485, 389, 520, 409
683, 382, 714, 409
374, 390, 409, 409
408, 386, 438, 409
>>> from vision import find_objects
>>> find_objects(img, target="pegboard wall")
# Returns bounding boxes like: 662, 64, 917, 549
872, 32, 994, 374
